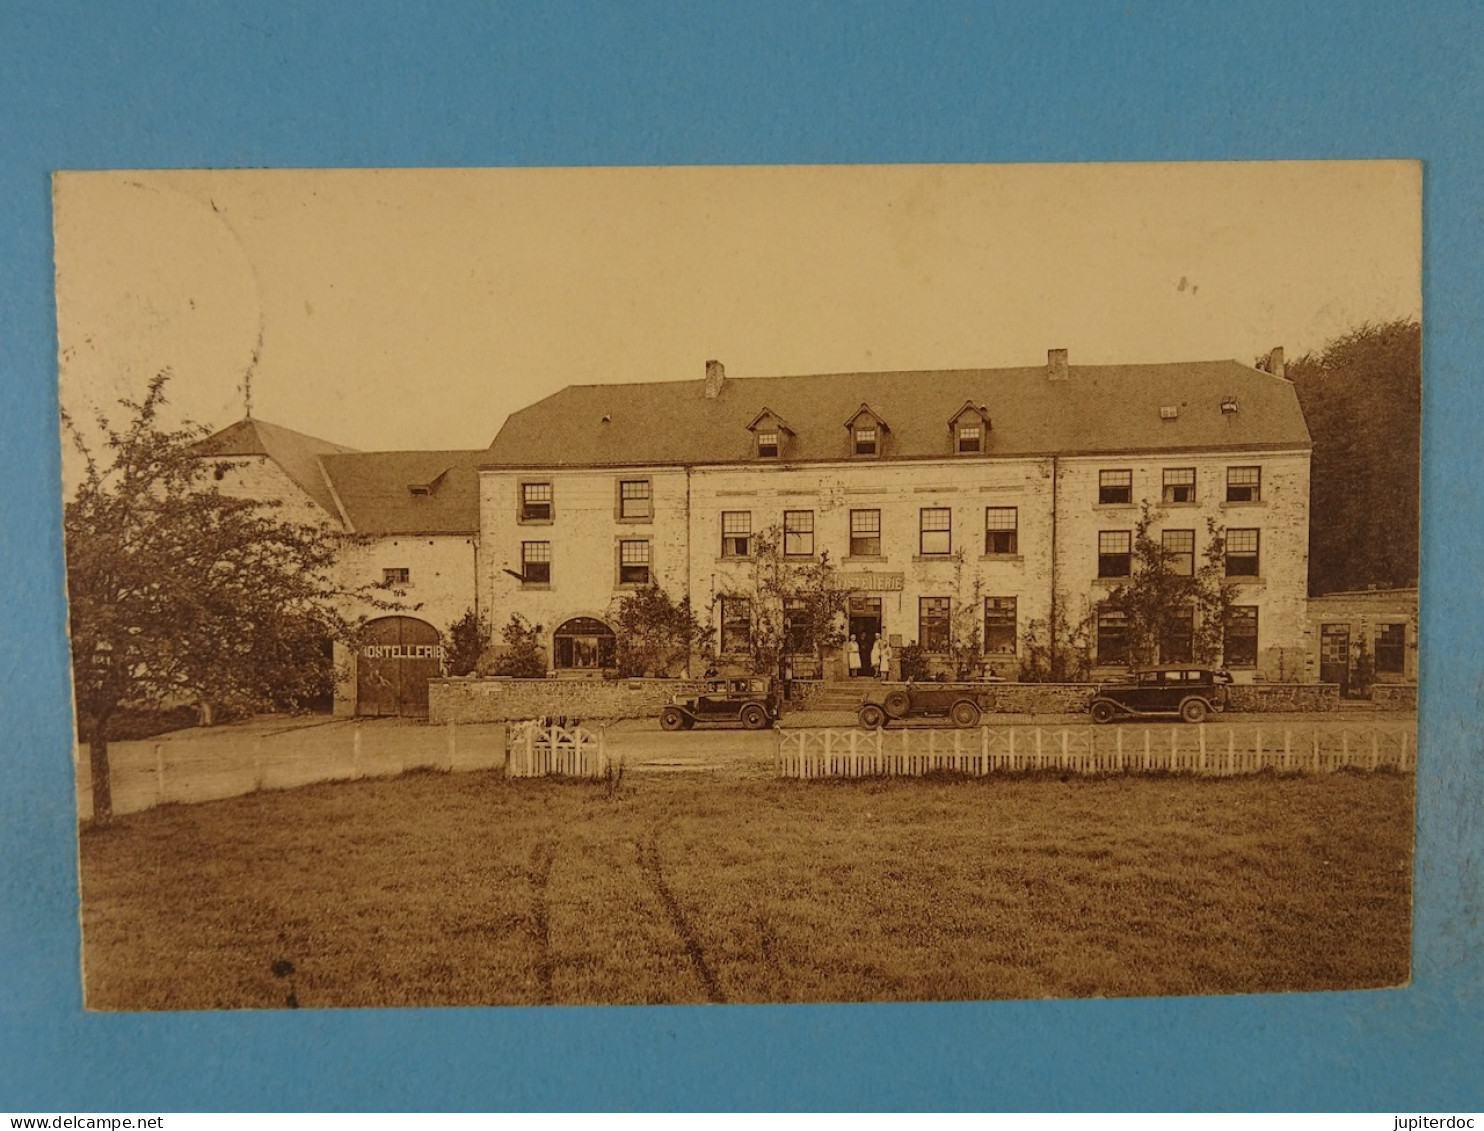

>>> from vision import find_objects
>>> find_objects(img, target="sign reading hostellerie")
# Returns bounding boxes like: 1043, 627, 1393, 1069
362, 644, 446, 661
830, 572, 905, 592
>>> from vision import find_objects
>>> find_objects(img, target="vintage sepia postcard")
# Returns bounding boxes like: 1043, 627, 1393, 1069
55, 161, 1420, 1009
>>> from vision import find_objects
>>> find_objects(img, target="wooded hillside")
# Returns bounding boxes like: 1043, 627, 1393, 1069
1284, 319, 1421, 596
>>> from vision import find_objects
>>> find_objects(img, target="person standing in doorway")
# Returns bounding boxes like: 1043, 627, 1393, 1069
847, 634, 861, 678
870, 636, 883, 681
879, 638, 893, 682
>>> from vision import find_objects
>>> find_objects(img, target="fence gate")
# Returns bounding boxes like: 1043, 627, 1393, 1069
356, 616, 443, 717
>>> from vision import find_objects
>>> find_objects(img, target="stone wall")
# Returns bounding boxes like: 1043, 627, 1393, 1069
1371, 683, 1418, 710
1224, 682, 1340, 713
431, 676, 715, 724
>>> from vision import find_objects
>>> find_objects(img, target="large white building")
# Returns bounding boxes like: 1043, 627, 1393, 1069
197, 348, 1314, 714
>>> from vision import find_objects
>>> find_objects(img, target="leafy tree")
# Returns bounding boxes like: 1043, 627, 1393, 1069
63, 375, 367, 824
1099, 505, 1235, 669
1287, 319, 1421, 594
610, 584, 713, 677
714, 526, 852, 677
491, 613, 547, 677
1018, 595, 1097, 682
443, 608, 489, 676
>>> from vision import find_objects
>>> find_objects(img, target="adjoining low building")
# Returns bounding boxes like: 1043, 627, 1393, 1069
479, 349, 1313, 684
194, 419, 482, 716
1305, 587, 1419, 702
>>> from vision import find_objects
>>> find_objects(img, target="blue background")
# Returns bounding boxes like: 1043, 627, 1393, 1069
2, 1, 1480, 1112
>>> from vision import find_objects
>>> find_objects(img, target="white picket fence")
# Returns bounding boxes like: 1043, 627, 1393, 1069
776, 722, 1415, 779
506, 720, 611, 778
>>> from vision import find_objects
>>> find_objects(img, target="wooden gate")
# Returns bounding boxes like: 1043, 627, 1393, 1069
356, 616, 443, 717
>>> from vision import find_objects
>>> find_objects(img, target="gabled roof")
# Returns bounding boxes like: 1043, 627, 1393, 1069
844, 403, 888, 430
192, 418, 357, 517
318, 450, 482, 535
949, 399, 991, 428
483, 360, 1312, 469
746, 408, 794, 434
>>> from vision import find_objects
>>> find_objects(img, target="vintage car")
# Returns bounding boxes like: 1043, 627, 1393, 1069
1089, 668, 1233, 724
857, 684, 993, 729
659, 677, 782, 731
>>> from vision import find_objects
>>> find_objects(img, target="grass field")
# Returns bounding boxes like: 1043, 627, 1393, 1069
78, 767, 1413, 1009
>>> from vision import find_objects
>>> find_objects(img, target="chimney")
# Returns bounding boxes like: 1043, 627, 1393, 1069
1267, 346, 1286, 379
704, 359, 726, 398
1047, 348, 1069, 381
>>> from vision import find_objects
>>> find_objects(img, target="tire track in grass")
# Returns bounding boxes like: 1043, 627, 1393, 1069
527, 839, 556, 1005
641, 825, 726, 1004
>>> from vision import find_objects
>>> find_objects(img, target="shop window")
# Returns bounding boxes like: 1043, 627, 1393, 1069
553, 617, 614, 670
984, 597, 1017, 655
919, 597, 951, 654
1375, 623, 1406, 673
1224, 606, 1258, 668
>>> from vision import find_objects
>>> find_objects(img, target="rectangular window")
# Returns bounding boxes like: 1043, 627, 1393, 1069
382, 567, 410, 587
1224, 606, 1259, 668
957, 423, 982, 453
721, 511, 752, 558
1161, 606, 1194, 663
783, 598, 810, 656
920, 507, 952, 555
1375, 623, 1406, 673
984, 506, 1018, 555
757, 431, 779, 458
984, 596, 1017, 655
618, 539, 650, 585
520, 481, 553, 521
1098, 530, 1132, 578
782, 510, 815, 557
1226, 466, 1261, 503
850, 509, 882, 557
919, 597, 952, 654
720, 596, 751, 654
618, 479, 651, 520
1162, 529, 1195, 576
1097, 610, 1129, 665
1226, 528, 1260, 576
1162, 467, 1196, 504
854, 426, 878, 456
520, 541, 551, 585
1099, 469, 1132, 505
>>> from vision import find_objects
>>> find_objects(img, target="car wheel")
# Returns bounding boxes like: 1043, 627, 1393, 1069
883, 689, 911, 717
859, 704, 886, 729
949, 700, 981, 728
1090, 700, 1118, 725
740, 704, 768, 730
1180, 698, 1209, 724
660, 707, 686, 732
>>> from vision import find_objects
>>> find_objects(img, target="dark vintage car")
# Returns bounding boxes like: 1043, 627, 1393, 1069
1089, 668, 1233, 724
659, 677, 782, 731
857, 684, 993, 729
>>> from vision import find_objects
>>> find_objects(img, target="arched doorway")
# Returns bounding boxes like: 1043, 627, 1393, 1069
357, 616, 443, 716
552, 616, 616, 672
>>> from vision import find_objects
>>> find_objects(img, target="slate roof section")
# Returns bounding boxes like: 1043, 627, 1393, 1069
192, 418, 358, 517
318, 451, 482, 535
483, 361, 1311, 469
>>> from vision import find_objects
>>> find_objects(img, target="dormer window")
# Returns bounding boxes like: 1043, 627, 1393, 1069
845, 405, 888, 459
747, 409, 793, 460
854, 426, 878, 456
949, 402, 991, 455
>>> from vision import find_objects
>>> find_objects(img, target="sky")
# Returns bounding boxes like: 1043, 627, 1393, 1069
52, 161, 1421, 459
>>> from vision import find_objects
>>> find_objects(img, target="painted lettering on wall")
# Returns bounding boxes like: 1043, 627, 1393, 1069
362, 644, 446, 661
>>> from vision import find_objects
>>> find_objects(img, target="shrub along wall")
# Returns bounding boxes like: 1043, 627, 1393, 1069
431, 676, 1341, 723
